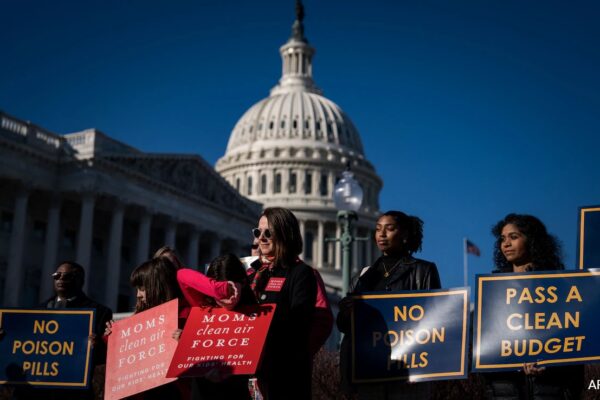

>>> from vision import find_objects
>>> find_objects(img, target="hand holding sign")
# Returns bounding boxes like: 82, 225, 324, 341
104, 299, 179, 400
167, 304, 276, 378
473, 271, 600, 371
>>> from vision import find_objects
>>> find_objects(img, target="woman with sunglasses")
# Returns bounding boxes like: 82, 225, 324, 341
250, 207, 317, 400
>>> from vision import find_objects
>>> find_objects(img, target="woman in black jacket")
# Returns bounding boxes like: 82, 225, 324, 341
337, 210, 441, 399
251, 207, 317, 400
484, 213, 584, 400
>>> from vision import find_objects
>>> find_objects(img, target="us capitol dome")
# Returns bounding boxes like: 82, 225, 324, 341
216, 3, 382, 274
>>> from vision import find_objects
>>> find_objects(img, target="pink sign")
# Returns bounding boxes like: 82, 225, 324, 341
167, 304, 276, 378
104, 299, 179, 400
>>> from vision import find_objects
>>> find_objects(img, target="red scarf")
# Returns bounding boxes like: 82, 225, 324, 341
250, 255, 275, 298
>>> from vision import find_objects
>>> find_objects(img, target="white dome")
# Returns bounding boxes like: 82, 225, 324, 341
216, 5, 381, 219
224, 91, 365, 156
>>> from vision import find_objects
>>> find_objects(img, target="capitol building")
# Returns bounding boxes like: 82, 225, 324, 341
216, 6, 382, 279
0, 113, 261, 311
0, 4, 381, 311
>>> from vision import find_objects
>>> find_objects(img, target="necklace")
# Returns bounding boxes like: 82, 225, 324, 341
382, 262, 399, 278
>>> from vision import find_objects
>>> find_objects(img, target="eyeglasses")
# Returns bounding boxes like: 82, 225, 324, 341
52, 272, 77, 281
252, 228, 272, 239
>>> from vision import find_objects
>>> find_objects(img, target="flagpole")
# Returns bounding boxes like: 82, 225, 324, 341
463, 237, 468, 287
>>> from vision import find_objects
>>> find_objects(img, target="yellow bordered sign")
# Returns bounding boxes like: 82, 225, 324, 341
350, 288, 470, 383
0, 308, 94, 387
473, 271, 600, 371
578, 205, 600, 269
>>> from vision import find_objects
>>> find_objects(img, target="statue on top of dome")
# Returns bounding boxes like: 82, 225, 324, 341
291, 0, 307, 42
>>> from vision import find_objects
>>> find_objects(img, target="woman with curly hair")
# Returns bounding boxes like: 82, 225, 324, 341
485, 213, 584, 400
492, 213, 564, 273
336, 210, 441, 399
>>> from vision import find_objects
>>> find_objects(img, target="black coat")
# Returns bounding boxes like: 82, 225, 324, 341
337, 256, 441, 334
43, 293, 113, 365
254, 260, 317, 400
31, 293, 113, 400
337, 256, 441, 396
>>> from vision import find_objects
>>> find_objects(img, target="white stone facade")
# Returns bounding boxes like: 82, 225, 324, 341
0, 110, 261, 311
216, 10, 383, 281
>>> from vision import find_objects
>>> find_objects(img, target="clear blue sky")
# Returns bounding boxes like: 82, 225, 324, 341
2, 0, 600, 289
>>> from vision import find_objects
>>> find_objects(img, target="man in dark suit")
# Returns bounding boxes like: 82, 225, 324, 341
40, 261, 113, 400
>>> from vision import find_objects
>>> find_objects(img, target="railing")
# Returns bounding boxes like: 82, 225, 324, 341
0, 111, 70, 155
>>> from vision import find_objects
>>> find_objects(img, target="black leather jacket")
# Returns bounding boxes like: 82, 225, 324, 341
337, 256, 441, 334
337, 256, 441, 395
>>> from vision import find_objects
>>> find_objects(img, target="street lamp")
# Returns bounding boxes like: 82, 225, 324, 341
332, 168, 364, 295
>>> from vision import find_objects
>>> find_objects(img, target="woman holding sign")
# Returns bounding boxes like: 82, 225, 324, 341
104, 258, 190, 400
251, 207, 317, 400
337, 210, 441, 399
484, 213, 584, 400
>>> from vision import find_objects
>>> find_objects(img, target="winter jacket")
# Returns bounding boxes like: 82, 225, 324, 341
337, 256, 441, 399
253, 259, 317, 400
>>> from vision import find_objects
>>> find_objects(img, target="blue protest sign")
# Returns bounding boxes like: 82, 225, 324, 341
0, 309, 94, 388
473, 270, 600, 371
351, 288, 470, 383
578, 206, 600, 269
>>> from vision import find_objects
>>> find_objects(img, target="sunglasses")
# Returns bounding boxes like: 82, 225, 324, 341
252, 228, 272, 239
52, 272, 77, 281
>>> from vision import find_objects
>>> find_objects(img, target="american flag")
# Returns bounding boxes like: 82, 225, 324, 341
466, 240, 481, 256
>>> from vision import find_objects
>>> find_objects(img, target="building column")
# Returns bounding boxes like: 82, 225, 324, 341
299, 219, 306, 260
187, 229, 200, 268
335, 224, 342, 270
282, 169, 290, 195
135, 211, 152, 267
165, 220, 177, 248
76, 193, 95, 292
40, 195, 61, 301
298, 168, 306, 195
316, 220, 324, 269
328, 171, 336, 198
313, 171, 320, 196
3, 188, 29, 307
105, 202, 125, 311
327, 232, 334, 267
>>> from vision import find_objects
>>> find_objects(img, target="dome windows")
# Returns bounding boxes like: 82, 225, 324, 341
319, 173, 328, 196
274, 173, 282, 194
289, 172, 297, 193
260, 174, 267, 194
304, 171, 312, 194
